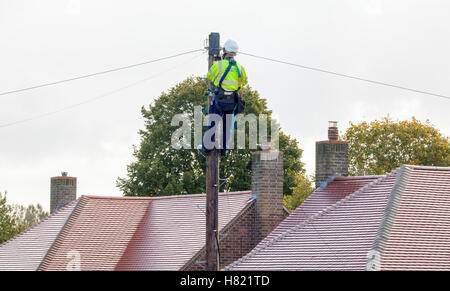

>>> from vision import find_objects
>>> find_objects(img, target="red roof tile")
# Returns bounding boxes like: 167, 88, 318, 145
6, 165, 448, 271
0, 200, 78, 271
227, 172, 398, 270
261, 176, 380, 244
374, 166, 450, 270
37, 191, 251, 271
115, 191, 252, 270
39, 196, 150, 271
228, 166, 450, 271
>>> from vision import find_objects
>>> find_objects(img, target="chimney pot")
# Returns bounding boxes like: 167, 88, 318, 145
328, 121, 339, 141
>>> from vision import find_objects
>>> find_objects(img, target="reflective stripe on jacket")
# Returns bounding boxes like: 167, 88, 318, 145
207, 59, 248, 91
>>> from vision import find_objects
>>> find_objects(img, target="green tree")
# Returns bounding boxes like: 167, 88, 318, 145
0, 191, 49, 244
117, 77, 305, 197
12, 204, 49, 233
344, 116, 450, 175
0, 192, 18, 244
283, 173, 315, 211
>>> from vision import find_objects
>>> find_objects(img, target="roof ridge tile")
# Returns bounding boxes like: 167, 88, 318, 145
366, 165, 412, 271
333, 175, 385, 181
83, 191, 252, 201
37, 196, 88, 270
404, 165, 450, 171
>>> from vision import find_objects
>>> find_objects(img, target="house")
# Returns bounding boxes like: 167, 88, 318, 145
0, 147, 289, 271
2, 121, 448, 271
226, 166, 450, 270
226, 122, 450, 271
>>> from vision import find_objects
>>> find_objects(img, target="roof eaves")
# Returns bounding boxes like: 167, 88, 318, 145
365, 166, 412, 271
225, 171, 395, 270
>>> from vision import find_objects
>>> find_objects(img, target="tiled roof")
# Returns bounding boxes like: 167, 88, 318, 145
227, 166, 450, 271
0, 200, 78, 271
4, 165, 449, 271
37, 191, 251, 271
372, 166, 450, 270
262, 176, 380, 243
39, 195, 151, 271
227, 172, 398, 270
115, 191, 252, 270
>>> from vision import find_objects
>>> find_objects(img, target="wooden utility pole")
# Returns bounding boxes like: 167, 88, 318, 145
206, 32, 220, 271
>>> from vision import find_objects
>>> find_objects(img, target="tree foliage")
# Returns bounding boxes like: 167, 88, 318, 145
12, 204, 49, 233
283, 174, 315, 211
344, 116, 450, 175
117, 77, 305, 197
0, 191, 49, 244
0, 191, 17, 244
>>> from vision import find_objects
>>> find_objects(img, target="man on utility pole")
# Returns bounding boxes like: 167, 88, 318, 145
199, 38, 248, 156
201, 33, 248, 271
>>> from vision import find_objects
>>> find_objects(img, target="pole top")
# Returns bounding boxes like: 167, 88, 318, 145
208, 32, 220, 56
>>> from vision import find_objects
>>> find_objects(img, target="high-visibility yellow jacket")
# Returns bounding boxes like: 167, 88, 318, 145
207, 58, 248, 91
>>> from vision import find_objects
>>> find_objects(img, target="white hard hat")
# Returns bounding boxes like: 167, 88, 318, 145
223, 39, 239, 54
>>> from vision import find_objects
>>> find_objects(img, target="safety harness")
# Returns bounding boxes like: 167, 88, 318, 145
204, 59, 246, 149
204, 58, 245, 117
217, 58, 242, 92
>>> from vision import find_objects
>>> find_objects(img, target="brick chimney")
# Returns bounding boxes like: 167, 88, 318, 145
315, 121, 348, 188
50, 172, 77, 213
252, 144, 284, 242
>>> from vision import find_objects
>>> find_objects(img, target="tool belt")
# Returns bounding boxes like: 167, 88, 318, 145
214, 87, 246, 114
215, 88, 236, 104
213, 58, 246, 114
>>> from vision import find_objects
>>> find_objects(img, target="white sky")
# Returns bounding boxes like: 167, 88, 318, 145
0, 0, 449, 211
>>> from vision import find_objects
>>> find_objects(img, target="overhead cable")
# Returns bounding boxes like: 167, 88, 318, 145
0, 51, 205, 128
240, 51, 450, 101
0, 49, 204, 97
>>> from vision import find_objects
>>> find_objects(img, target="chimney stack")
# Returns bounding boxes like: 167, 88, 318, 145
252, 147, 284, 242
50, 172, 77, 213
315, 121, 348, 188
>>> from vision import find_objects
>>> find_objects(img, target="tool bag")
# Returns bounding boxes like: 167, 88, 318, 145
215, 88, 235, 104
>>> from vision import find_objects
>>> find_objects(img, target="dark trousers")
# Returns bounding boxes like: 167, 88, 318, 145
202, 98, 236, 155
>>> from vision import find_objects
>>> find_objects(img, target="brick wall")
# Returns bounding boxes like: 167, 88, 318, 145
183, 202, 290, 270
183, 201, 258, 270
50, 176, 77, 213
315, 141, 349, 187
252, 150, 285, 242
